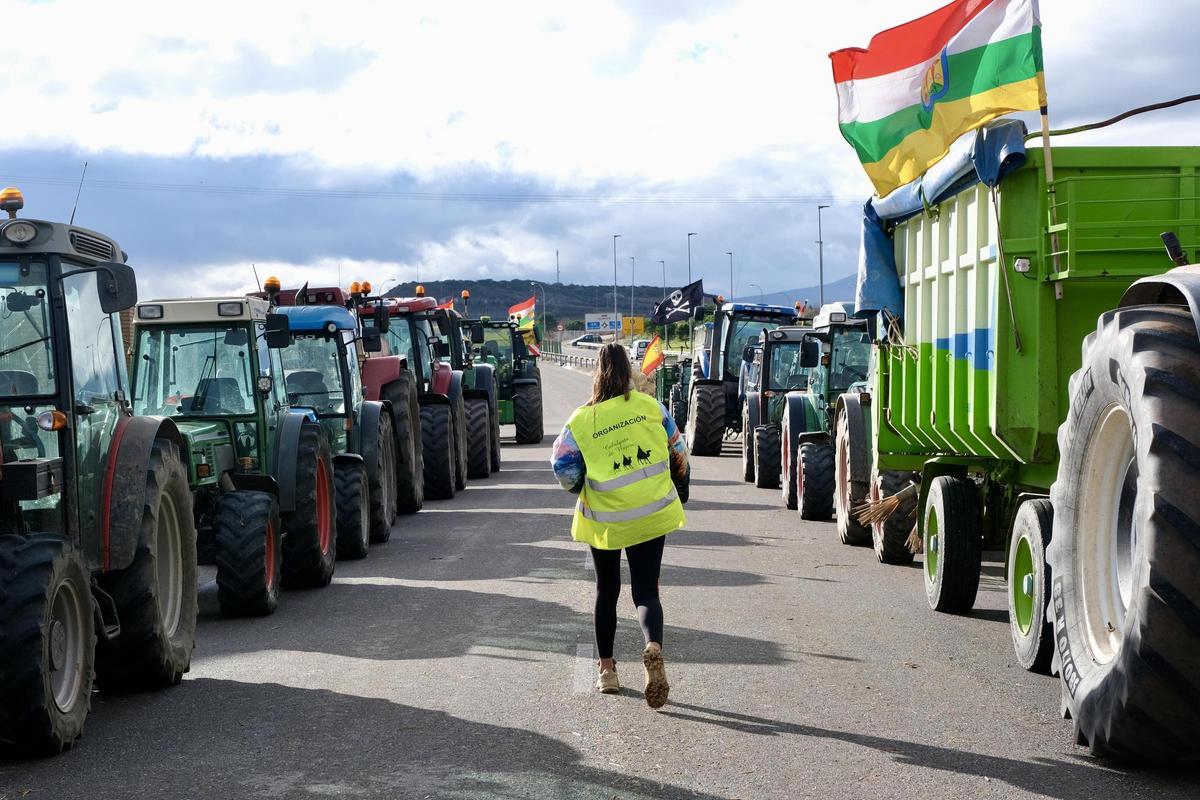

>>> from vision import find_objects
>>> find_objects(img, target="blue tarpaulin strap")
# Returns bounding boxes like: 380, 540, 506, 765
854, 120, 1029, 322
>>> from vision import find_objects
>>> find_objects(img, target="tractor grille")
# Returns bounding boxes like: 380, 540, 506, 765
69, 230, 115, 261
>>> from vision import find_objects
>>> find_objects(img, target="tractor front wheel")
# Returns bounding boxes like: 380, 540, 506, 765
686, 383, 724, 456
281, 424, 337, 588
368, 411, 398, 544
335, 460, 371, 560
466, 398, 493, 479
753, 425, 780, 490
799, 441, 834, 521
382, 371, 423, 515
513, 383, 544, 444
0, 535, 94, 755
834, 407, 870, 545
421, 404, 457, 499
214, 490, 281, 617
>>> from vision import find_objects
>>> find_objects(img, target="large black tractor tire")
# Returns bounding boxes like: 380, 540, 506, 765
835, 407, 871, 545
685, 383, 724, 457
922, 475, 980, 613
741, 406, 756, 483
872, 470, 917, 565
421, 404, 457, 500
0, 535, 95, 755
334, 460, 371, 561
670, 397, 687, 435
452, 392, 469, 491
799, 442, 835, 521
1048, 305, 1200, 763
381, 372, 423, 515
96, 439, 197, 689
214, 490, 281, 617
1007, 498, 1053, 674
466, 398, 493, 479
513, 383, 544, 444
753, 425, 780, 490
281, 424, 337, 589
368, 411, 398, 544
780, 412, 799, 510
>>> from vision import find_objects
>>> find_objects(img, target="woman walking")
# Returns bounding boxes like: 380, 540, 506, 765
551, 344, 688, 708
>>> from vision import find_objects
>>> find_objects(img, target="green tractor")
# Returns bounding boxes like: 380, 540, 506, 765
130, 296, 344, 616
0, 190, 197, 754
740, 327, 813, 512
465, 317, 543, 445
435, 305, 500, 477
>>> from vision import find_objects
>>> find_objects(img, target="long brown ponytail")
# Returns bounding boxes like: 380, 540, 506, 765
590, 343, 633, 405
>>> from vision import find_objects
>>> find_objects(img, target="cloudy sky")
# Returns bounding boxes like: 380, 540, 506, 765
3, 0, 1197, 301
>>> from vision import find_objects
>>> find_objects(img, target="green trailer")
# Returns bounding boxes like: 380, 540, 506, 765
844, 140, 1200, 762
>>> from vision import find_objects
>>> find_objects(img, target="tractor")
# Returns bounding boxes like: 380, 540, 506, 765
369, 293, 469, 499
434, 304, 500, 477
130, 296, 344, 615
465, 316, 543, 445
0, 189, 197, 754
684, 301, 798, 456
266, 283, 423, 519
740, 327, 814, 512
268, 299, 403, 561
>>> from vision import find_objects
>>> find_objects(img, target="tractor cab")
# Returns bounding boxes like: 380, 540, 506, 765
462, 316, 543, 445
275, 305, 364, 454
798, 303, 872, 427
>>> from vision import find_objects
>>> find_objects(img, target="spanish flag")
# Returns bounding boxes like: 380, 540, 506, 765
436, 298, 454, 310
640, 335, 664, 376
830, 0, 1045, 196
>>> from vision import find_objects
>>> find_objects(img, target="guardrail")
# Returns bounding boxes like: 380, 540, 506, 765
543, 351, 598, 369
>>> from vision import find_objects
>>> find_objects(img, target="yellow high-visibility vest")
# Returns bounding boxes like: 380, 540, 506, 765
566, 391, 685, 550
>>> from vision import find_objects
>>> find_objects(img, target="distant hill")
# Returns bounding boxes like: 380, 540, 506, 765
381, 272, 860, 321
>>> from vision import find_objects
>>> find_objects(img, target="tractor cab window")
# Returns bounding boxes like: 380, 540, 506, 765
63, 269, 123, 406
133, 325, 256, 416
278, 334, 346, 416
724, 317, 782, 379
766, 343, 810, 392
480, 326, 514, 382
829, 326, 871, 392
384, 319, 416, 372
0, 261, 55, 397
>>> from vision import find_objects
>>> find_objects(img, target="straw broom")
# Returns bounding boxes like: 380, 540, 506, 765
852, 481, 924, 554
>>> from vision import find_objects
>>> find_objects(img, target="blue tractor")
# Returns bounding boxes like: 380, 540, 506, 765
683, 301, 799, 456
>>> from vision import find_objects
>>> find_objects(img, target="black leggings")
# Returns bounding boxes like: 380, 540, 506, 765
589, 535, 665, 660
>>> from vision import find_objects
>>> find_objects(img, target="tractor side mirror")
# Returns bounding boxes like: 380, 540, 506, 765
361, 327, 383, 353
470, 324, 485, 344
374, 304, 391, 333
263, 313, 291, 349
95, 261, 138, 314
800, 338, 821, 368
5, 291, 40, 312
742, 346, 755, 364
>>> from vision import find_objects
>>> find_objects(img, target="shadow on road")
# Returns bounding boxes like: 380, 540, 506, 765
196, 581, 790, 667
684, 498, 782, 512
657, 702, 1200, 799
0, 679, 729, 800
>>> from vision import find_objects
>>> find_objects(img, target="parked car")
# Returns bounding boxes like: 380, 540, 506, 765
570, 333, 602, 345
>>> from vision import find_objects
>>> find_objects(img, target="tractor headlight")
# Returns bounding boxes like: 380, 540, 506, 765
1, 220, 37, 245
217, 301, 243, 316
256, 375, 273, 395
138, 304, 164, 319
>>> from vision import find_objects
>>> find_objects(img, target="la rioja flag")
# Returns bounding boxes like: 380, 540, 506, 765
508, 295, 536, 328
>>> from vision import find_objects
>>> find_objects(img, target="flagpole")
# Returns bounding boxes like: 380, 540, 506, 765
1038, 73, 1063, 287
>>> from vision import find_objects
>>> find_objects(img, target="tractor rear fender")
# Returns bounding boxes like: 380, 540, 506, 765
1119, 265, 1200, 337
333, 452, 364, 468
470, 363, 496, 407
361, 356, 405, 403
448, 370, 464, 408
102, 416, 186, 571
272, 412, 315, 514
356, 400, 385, 488
744, 392, 761, 433
835, 392, 871, 486
783, 392, 828, 448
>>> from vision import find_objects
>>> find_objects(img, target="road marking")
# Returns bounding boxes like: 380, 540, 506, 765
574, 643, 596, 694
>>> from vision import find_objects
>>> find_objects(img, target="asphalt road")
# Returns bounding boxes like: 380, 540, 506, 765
4, 363, 1200, 799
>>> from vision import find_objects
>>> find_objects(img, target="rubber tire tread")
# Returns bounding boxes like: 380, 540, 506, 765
513, 383, 544, 444
214, 490, 281, 617
1048, 304, 1200, 763
381, 371, 424, 515
0, 535, 94, 755
452, 391, 469, 490
753, 425, 780, 489
923, 475, 981, 613
781, 413, 798, 510
334, 460, 370, 560
873, 471, 917, 565
281, 423, 337, 588
1007, 498, 1053, 674
465, 398, 492, 479
489, 382, 502, 472
420, 404, 456, 499
95, 439, 197, 689
835, 408, 871, 545
686, 383, 725, 457
368, 411, 397, 544
799, 442, 835, 521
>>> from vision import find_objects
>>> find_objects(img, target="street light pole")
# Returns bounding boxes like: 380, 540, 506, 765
555, 250, 560, 284
726, 251, 734, 300
687, 232, 697, 284
748, 282, 764, 303
612, 234, 621, 334
530, 281, 547, 340
659, 260, 666, 298
817, 204, 830, 307
630, 256, 635, 334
